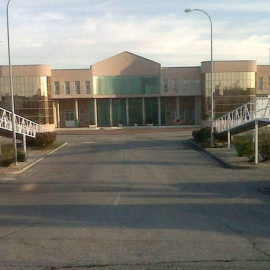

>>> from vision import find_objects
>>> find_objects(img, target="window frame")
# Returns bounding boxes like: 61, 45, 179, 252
163, 79, 168, 92
75, 81, 81, 94
183, 79, 189, 92
65, 111, 75, 121
54, 81, 60, 95
65, 81, 70, 95
173, 79, 179, 92
85, 81, 91, 94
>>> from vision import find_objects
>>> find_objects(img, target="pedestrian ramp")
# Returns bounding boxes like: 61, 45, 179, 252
0, 106, 46, 138
213, 97, 270, 164
213, 97, 270, 135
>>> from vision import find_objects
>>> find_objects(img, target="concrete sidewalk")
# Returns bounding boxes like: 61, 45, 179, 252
0, 142, 67, 175
56, 126, 199, 135
189, 139, 270, 169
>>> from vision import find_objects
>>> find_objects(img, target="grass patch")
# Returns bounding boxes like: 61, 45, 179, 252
28, 141, 66, 151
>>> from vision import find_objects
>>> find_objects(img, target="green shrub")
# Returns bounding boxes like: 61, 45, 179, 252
146, 117, 153, 124
27, 132, 57, 149
259, 132, 270, 161
235, 141, 254, 161
234, 132, 270, 162
192, 127, 211, 143
17, 150, 26, 162
234, 135, 254, 161
214, 131, 227, 143
1, 144, 14, 167
1, 158, 14, 167
201, 137, 211, 148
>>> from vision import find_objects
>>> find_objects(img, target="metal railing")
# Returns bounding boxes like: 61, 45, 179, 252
213, 97, 270, 133
0, 106, 46, 138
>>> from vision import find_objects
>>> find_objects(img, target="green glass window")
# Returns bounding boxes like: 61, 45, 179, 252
89, 99, 95, 125
161, 98, 166, 125
94, 76, 160, 95
112, 99, 126, 126
97, 99, 110, 126
0, 76, 53, 124
129, 98, 143, 125
145, 98, 158, 125
203, 71, 256, 120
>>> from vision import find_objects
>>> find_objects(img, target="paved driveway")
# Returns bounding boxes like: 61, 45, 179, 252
0, 133, 269, 269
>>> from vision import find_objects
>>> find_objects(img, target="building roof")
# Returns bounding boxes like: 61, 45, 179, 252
91, 51, 160, 67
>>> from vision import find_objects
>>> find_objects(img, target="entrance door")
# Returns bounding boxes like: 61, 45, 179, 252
97, 99, 110, 127
65, 111, 75, 127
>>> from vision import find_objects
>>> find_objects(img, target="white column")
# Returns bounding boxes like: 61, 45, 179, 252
53, 101, 57, 128
75, 99, 79, 120
126, 98, 129, 126
57, 100, 60, 128
109, 98, 113, 126
94, 99, 98, 126
158, 97, 161, 126
75, 99, 79, 127
176, 96, 180, 121
23, 134, 27, 156
142, 98, 145, 125
227, 130, 231, 151
255, 120, 259, 165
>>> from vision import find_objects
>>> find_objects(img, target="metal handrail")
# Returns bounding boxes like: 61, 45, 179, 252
213, 97, 270, 133
0, 106, 46, 138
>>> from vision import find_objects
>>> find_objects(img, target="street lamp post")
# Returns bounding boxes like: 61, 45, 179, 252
185, 8, 214, 147
6, 0, 17, 164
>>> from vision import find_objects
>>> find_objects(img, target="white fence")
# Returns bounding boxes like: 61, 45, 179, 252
213, 98, 270, 133
0, 107, 46, 138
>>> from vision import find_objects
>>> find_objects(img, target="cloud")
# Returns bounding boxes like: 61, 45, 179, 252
206, 0, 270, 12
0, 0, 270, 68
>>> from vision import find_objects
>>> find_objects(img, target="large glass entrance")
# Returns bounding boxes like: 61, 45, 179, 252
97, 99, 110, 126
89, 99, 95, 125
129, 98, 143, 126
112, 99, 126, 126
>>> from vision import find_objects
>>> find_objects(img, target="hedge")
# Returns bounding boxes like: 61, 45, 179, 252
1, 144, 14, 167
192, 127, 211, 143
234, 132, 270, 161
192, 127, 227, 146
27, 131, 57, 149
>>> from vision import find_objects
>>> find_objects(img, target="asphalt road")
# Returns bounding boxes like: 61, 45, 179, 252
0, 133, 270, 269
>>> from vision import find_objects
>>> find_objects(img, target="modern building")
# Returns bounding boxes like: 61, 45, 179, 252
0, 51, 270, 129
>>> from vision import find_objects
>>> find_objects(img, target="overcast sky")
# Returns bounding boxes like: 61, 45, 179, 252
0, 0, 270, 68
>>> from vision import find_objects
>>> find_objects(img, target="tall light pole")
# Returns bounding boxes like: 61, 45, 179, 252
185, 8, 214, 147
7, 0, 17, 164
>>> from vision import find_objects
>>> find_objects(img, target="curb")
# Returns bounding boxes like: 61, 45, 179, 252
1, 142, 68, 175
187, 139, 237, 169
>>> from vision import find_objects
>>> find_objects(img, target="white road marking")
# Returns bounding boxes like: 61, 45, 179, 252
82, 142, 95, 144
233, 193, 247, 200
103, 127, 121, 130
0, 177, 15, 182
113, 192, 121, 206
